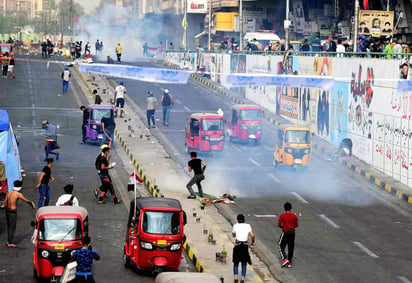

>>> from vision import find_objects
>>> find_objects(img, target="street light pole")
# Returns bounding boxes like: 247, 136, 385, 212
239, 0, 243, 50
208, 0, 212, 50
353, 0, 359, 52
284, 0, 290, 50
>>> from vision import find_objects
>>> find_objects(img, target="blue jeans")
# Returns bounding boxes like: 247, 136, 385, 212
62, 80, 69, 93
38, 184, 51, 208
162, 106, 171, 124
233, 261, 247, 278
44, 141, 58, 160
103, 128, 114, 146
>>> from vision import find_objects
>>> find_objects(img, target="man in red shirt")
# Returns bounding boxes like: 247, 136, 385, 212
278, 202, 298, 268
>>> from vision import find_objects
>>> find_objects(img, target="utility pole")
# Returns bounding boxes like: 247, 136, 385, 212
284, 0, 290, 50
208, 0, 212, 50
70, 0, 73, 42
353, 0, 359, 52
239, 0, 243, 50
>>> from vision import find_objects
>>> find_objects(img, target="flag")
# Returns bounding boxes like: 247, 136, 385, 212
363, 0, 369, 10
130, 172, 143, 184
181, 14, 187, 30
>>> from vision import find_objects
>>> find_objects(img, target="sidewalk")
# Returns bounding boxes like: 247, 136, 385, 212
74, 67, 278, 282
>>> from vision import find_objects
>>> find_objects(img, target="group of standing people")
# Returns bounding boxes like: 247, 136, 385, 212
2, 52, 15, 79
41, 39, 54, 58
145, 89, 174, 128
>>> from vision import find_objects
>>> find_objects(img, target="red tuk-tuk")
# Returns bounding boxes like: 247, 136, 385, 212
0, 43, 13, 56
123, 197, 187, 273
32, 206, 89, 282
184, 113, 225, 153
228, 104, 263, 144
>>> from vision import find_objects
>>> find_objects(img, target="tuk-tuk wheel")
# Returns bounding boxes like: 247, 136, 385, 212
123, 251, 131, 268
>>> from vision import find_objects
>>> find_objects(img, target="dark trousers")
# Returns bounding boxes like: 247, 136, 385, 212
278, 230, 295, 262
6, 209, 17, 243
2, 65, 8, 76
186, 173, 204, 197
82, 125, 87, 142
97, 174, 118, 202
116, 53, 121, 62
146, 109, 155, 126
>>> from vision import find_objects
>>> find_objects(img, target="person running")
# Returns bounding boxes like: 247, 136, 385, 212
114, 80, 126, 118
186, 151, 207, 199
4, 180, 35, 248
101, 114, 115, 146
8, 53, 15, 79
35, 158, 55, 208
278, 202, 299, 268
61, 66, 71, 94
55, 184, 79, 206
232, 214, 255, 283
42, 120, 59, 161
115, 43, 122, 63
71, 236, 100, 283
95, 145, 121, 204
161, 89, 173, 126
146, 91, 158, 128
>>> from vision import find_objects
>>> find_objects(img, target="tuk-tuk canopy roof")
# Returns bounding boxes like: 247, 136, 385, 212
36, 206, 88, 220
155, 272, 222, 283
87, 104, 114, 110
0, 110, 10, 131
132, 197, 182, 211
277, 123, 311, 131
188, 113, 224, 120
231, 104, 262, 110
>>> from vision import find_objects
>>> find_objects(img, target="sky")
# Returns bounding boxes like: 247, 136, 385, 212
66, 0, 100, 14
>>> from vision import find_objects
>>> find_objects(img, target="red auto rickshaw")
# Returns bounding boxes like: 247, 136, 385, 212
32, 206, 89, 282
184, 113, 225, 154
228, 104, 263, 144
123, 197, 187, 273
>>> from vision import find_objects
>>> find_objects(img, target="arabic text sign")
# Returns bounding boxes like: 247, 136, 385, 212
358, 10, 394, 38
187, 0, 208, 13
78, 63, 191, 84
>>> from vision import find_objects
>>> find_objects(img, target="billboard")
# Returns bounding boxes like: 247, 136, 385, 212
358, 10, 394, 38
187, 0, 208, 13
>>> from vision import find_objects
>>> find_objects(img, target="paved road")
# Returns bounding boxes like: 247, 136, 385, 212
0, 56, 192, 282
109, 60, 412, 283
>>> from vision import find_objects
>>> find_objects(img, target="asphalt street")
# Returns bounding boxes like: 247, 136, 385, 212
2, 54, 412, 283
0, 55, 192, 282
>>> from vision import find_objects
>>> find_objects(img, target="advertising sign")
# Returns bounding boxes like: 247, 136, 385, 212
358, 10, 394, 38
187, 0, 208, 14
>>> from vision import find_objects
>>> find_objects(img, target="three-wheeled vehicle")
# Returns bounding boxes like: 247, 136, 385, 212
123, 197, 187, 273
185, 113, 225, 154
84, 105, 114, 145
228, 104, 263, 144
32, 206, 89, 282
273, 124, 312, 170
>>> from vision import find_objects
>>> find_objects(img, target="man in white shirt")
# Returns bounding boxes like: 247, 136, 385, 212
114, 80, 126, 118
336, 39, 346, 57
232, 214, 255, 283
56, 184, 79, 206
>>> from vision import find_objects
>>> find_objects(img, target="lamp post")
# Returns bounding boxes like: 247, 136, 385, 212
353, 0, 359, 52
208, 0, 212, 50
284, 0, 290, 50
239, 0, 243, 50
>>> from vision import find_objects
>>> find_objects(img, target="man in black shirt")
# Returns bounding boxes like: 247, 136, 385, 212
96, 146, 121, 204
80, 105, 89, 144
101, 115, 115, 146
186, 151, 207, 199
35, 158, 55, 208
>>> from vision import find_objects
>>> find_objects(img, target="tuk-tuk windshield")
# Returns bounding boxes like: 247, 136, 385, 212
239, 109, 262, 121
143, 211, 181, 235
91, 109, 112, 121
38, 219, 82, 241
201, 119, 224, 131
0, 45, 12, 53
285, 130, 311, 144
